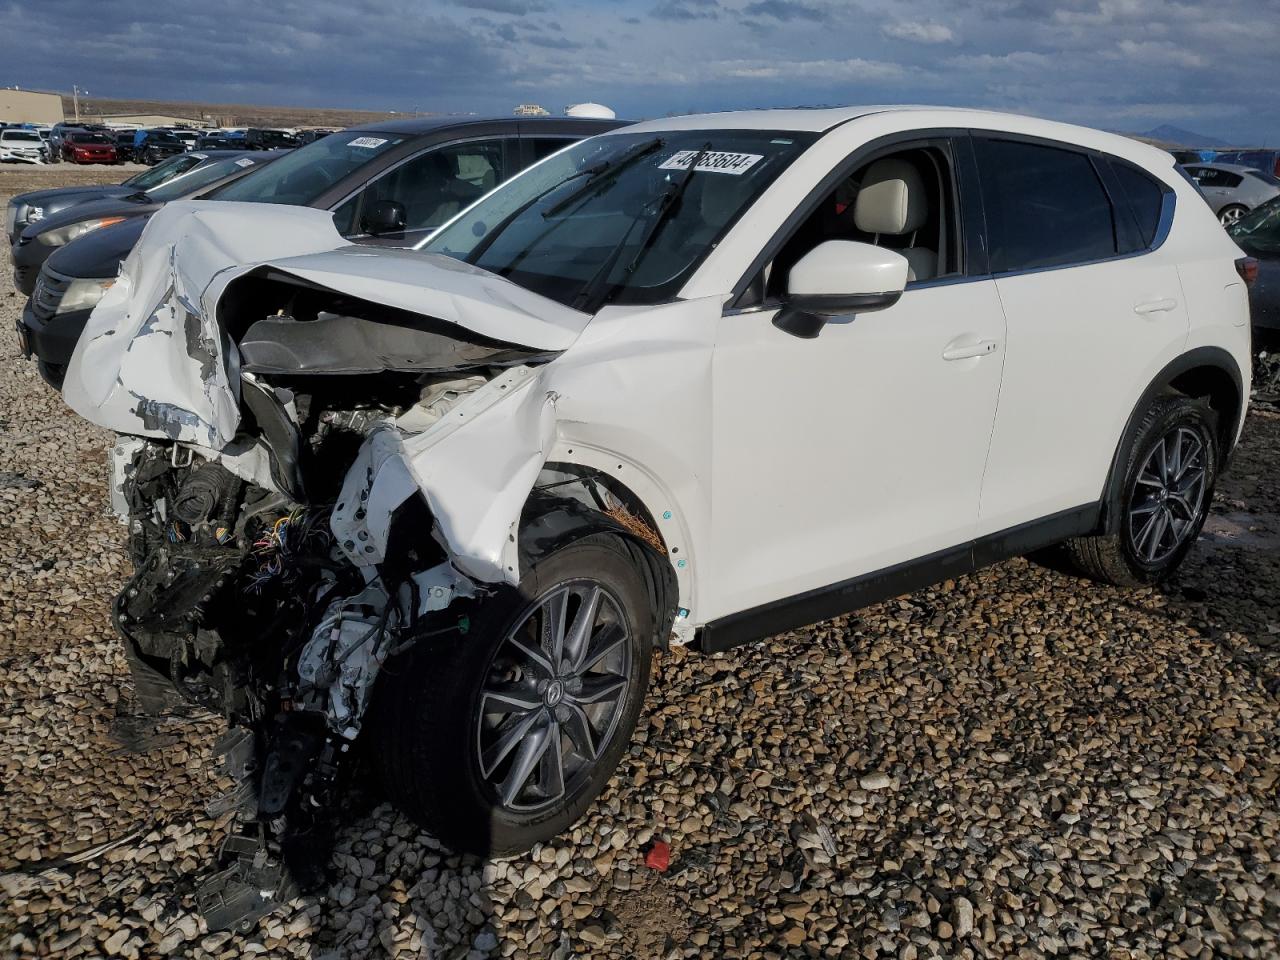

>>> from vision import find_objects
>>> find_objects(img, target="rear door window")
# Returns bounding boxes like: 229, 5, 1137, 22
973, 137, 1117, 273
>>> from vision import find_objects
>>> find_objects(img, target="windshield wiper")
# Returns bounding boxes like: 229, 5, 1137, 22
540, 137, 665, 220
571, 142, 712, 313
463, 138, 665, 266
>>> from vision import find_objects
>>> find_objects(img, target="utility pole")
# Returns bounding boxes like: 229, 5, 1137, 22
73, 84, 87, 121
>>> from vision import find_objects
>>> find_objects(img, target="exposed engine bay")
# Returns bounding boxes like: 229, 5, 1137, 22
105, 272, 643, 930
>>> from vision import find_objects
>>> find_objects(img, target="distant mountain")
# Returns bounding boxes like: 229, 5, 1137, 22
1142, 124, 1232, 148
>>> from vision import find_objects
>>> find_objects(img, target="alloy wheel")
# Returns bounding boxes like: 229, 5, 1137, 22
1127, 425, 1209, 565
1219, 206, 1245, 226
476, 581, 632, 813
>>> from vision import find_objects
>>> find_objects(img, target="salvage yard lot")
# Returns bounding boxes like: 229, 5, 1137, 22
1, 166, 1278, 959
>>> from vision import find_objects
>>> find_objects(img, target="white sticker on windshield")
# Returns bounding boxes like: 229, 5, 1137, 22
659, 150, 763, 175
348, 136, 388, 149
234, 157, 255, 167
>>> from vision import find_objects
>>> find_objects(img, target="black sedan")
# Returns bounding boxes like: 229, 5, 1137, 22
7, 152, 230, 245
12, 151, 278, 296
1231, 197, 1280, 344
19, 217, 149, 387
204, 115, 626, 247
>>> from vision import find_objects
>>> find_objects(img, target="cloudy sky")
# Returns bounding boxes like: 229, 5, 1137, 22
3, 0, 1278, 144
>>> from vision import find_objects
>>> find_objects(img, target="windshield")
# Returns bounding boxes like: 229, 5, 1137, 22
123, 154, 203, 190
3, 131, 40, 142
146, 157, 258, 201
70, 133, 111, 145
422, 129, 814, 310
1231, 197, 1280, 254
209, 131, 403, 205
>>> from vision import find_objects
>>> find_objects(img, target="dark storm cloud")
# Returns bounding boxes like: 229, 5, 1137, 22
742, 0, 824, 22
461, 0, 550, 14
650, 0, 720, 21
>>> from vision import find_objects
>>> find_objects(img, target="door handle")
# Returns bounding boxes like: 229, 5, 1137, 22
1134, 298, 1178, 315
942, 338, 1000, 361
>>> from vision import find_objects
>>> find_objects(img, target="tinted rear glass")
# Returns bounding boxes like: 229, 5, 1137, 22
1111, 161, 1166, 249
974, 138, 1117, 273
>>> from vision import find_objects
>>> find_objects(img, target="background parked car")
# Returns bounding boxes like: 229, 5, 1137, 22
1182, 162, 1280, 226
113, 131, 136, 163
209, 115, 626, 246
12, 151, 279, 297
297, 128, 335, 145
1206, 149, 1280, 179
0, 128, 45, 164
7, 153, 219, 245
134, 129, 188, 166
1229, 197, 1280, 345
171, 129, 201, 151
59, 131, 118, 165
196, 131, 245, 150
244, 128, 300, 150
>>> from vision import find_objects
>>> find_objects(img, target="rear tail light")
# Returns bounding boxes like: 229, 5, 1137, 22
1236, 256, 1258, 287
1274, 156, 1280, 178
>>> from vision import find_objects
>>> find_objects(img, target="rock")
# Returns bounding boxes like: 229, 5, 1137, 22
859, 772, 894, 791
952, 897, 974, 938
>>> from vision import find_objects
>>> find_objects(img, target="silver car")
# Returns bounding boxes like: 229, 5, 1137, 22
1182, 161, 1280, 226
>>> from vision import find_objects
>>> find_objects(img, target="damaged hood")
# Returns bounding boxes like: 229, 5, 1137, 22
62, 201, 590, 450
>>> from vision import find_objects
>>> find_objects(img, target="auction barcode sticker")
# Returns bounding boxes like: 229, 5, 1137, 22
234, 157, 255, 167
348, 136, 388, 149
659, 151, 763, 175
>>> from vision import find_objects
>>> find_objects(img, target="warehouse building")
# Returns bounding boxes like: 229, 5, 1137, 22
0, 89, 64, 125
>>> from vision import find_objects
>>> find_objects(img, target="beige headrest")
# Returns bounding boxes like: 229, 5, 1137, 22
854, 158, 928, 236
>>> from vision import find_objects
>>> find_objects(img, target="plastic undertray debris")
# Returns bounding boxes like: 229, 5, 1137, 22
197, 830, 297, 932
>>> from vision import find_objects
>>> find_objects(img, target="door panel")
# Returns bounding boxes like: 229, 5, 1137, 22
705, 281, 1006, 621
977, 256, 1189, 534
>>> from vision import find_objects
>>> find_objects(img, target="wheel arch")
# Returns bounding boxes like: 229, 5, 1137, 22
518, 475, 680, 650
1100, 346, 1244, 531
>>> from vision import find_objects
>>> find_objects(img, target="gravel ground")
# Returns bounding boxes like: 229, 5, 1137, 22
1, 166, 1278, 959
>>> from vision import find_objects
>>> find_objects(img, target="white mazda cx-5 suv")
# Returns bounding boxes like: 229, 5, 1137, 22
64, 106, 1253, 920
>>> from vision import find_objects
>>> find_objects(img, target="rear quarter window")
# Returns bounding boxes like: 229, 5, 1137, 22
1110, 160, 1168, 249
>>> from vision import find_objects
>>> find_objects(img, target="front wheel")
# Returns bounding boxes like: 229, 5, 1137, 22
373, 533, 654, 856
1066, 396, 1218, 586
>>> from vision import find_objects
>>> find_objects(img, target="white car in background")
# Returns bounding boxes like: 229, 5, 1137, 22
0, 128, 46, 164
62, 105, 1253, 926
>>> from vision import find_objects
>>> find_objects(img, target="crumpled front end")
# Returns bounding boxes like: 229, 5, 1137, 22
73, 202, 601, 929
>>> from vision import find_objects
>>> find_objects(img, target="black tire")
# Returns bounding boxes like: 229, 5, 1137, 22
373, 533, 654, 856
1066, 395, 1218, 586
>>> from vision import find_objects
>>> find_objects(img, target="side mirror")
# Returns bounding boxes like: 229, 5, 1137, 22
362, 199, 406, 236
774, 240, 909, 338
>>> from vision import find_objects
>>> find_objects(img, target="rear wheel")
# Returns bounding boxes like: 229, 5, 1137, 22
373, 534, 654, 856
1219, 204, 1248, 227
1066, 396, 1217, 586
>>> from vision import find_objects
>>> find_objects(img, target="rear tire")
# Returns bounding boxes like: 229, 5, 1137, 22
373, 534, 654, 856
1066, 396, 1217, 586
